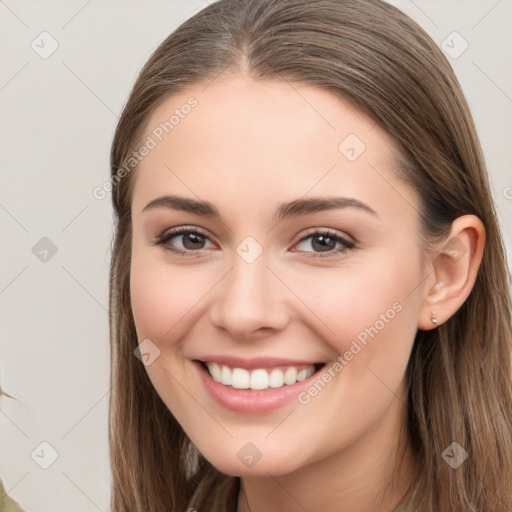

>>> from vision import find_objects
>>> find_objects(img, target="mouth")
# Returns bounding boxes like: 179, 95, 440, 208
196, 360, 327, 391
193, 357, 329, 414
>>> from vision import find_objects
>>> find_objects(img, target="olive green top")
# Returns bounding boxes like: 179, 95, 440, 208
394, 492, 416, 512
0, 478, 25, 512
1, 474, 413, 512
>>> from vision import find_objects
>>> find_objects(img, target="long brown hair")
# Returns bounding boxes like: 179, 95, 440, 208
108, 0, 512, 510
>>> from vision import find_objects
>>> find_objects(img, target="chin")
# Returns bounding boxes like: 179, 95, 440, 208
197, 444, 307, 477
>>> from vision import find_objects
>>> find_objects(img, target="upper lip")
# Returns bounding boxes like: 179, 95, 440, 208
195, 356, 324, 370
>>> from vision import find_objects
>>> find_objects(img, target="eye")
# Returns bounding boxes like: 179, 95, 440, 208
152, 226, 215, 257
152, 226, 356, 259
292, 228, 355, 259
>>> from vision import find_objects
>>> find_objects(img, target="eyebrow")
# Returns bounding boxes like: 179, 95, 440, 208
141, 194, 378, 221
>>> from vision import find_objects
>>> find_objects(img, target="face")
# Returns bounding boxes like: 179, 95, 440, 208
129, 74, 426, 476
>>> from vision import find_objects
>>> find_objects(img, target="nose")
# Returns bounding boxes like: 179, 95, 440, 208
209, 252, 291, 341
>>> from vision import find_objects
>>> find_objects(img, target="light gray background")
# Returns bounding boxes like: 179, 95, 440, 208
0, 1, 511, 510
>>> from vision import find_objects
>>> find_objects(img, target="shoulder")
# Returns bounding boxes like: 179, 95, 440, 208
0, 478, 26, 512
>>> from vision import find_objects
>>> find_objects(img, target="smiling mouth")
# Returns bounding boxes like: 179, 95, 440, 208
197, 361, 326, 391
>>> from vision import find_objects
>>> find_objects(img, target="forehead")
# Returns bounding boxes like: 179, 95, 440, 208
142, 73, 392, 155
131, 74, 416, 223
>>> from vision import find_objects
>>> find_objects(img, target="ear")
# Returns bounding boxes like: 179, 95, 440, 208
417, 215, 485, 330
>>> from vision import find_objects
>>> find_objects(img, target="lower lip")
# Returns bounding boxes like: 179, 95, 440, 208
193, 361, 323, 414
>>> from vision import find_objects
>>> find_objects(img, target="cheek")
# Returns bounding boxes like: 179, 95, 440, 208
130, 251, 211, 344
278, 259, 420, 460
129, 253, 209, 415
294, 256, 419, 348
290, 253, 421, 398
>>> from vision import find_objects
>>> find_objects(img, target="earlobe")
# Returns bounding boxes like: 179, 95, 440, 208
417, 215, 485, 331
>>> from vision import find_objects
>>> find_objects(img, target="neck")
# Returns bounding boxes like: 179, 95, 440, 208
236, 393, 417, 512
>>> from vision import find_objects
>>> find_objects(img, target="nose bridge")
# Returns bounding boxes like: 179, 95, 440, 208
210, 246, 288, 338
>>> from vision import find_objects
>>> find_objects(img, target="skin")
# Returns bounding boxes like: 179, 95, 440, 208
129, 73, 484, 512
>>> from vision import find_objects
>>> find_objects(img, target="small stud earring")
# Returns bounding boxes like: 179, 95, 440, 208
431, 312, 438, 324
434, 283, 442, 291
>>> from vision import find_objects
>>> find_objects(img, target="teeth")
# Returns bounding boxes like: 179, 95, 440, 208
209, 362, 222, 383
269, 368, 284, 388
220, 365, 232, 385
250, 369, 269, 390
297, 368, 310, 381
232, 368, 250, 389
205, 363, 316, 390
284, 367, 297, 385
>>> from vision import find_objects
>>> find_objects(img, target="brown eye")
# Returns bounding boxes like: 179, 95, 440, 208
180, 232, 206, 250
293, 229, 355, 259
154, 226, 215, 256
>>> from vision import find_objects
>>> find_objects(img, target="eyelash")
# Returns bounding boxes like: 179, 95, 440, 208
152, 226, 356, 259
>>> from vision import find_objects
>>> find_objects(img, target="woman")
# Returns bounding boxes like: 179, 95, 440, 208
107, 0, 512, 510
